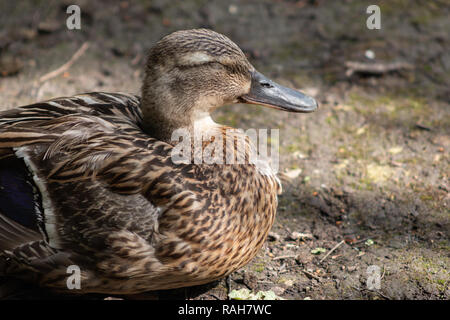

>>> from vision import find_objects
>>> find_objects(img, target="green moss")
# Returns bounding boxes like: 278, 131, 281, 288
420, 194, 433, 202
358, 178, 375, 191
437, 241, 450, 251
253, 263, 265, 273
284, 144, 300, 153
398, 254, 450, 294
347, 91, 440, 134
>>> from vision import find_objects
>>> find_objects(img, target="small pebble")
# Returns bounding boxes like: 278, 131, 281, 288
365, 49, 375, 59
228, 5, 238, 14
272, 286, 285, 295
290, 232, 313, 241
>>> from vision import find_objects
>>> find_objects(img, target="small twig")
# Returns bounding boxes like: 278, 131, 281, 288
345, 61, 414, 77
131, 53, 142, 65
272, 254, 298, 261
39, 42, 89, 82
373, 290, 391, 300
415, 123, 432, 131
381, 266, 386, 280
301, 269, 320, 281
257, 281, 273, 284
351, 285, 391, 300
352, 236, 379, 245
210, 293, 221, 300
225, 275, 231, 300
319, 240, 345, 263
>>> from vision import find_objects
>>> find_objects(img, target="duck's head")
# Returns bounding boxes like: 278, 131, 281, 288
141, 29, 317, 141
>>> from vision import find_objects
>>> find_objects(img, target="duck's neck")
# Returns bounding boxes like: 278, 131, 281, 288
140, 98, 219, 144
140, 98, 256, 167
140, 73, 226, 143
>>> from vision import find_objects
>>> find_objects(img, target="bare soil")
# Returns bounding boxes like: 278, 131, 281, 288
0, 0, 448, 300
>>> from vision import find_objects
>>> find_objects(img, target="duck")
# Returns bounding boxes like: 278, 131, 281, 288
0, 29, 317, 295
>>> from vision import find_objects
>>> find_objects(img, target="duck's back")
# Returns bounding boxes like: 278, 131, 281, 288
0, 92, 143, 127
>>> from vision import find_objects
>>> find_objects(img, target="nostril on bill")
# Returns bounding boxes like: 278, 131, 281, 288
260, 82, 273, 88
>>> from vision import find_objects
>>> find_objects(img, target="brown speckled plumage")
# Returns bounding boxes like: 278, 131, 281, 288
0, 29, 316, 294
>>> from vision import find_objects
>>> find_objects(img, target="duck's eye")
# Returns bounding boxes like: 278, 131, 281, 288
203, 61, 224, 68
177, 61, 223, 70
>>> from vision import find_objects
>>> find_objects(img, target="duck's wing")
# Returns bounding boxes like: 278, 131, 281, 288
0, 107, 195, 284
0, 95, 208, 292
0, 111, 184, 233
0, 112, 197, 290
0, 92, 146, 248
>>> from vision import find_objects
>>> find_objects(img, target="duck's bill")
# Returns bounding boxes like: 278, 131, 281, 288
240, 71, 318, 113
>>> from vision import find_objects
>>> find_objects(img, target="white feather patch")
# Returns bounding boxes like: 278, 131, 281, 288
74, 94, 101, 105
46, 101, 64, 108
14, 147, 63, 249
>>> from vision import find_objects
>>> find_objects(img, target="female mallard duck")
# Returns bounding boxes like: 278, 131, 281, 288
0, 29, 317, 294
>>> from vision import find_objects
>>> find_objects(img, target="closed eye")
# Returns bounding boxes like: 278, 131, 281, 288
177, 61, 223, 70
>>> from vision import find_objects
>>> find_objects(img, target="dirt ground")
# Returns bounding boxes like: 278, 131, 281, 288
0, 0, 448, 300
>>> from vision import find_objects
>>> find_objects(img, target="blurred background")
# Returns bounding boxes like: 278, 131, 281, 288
0, 0, 448, 299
